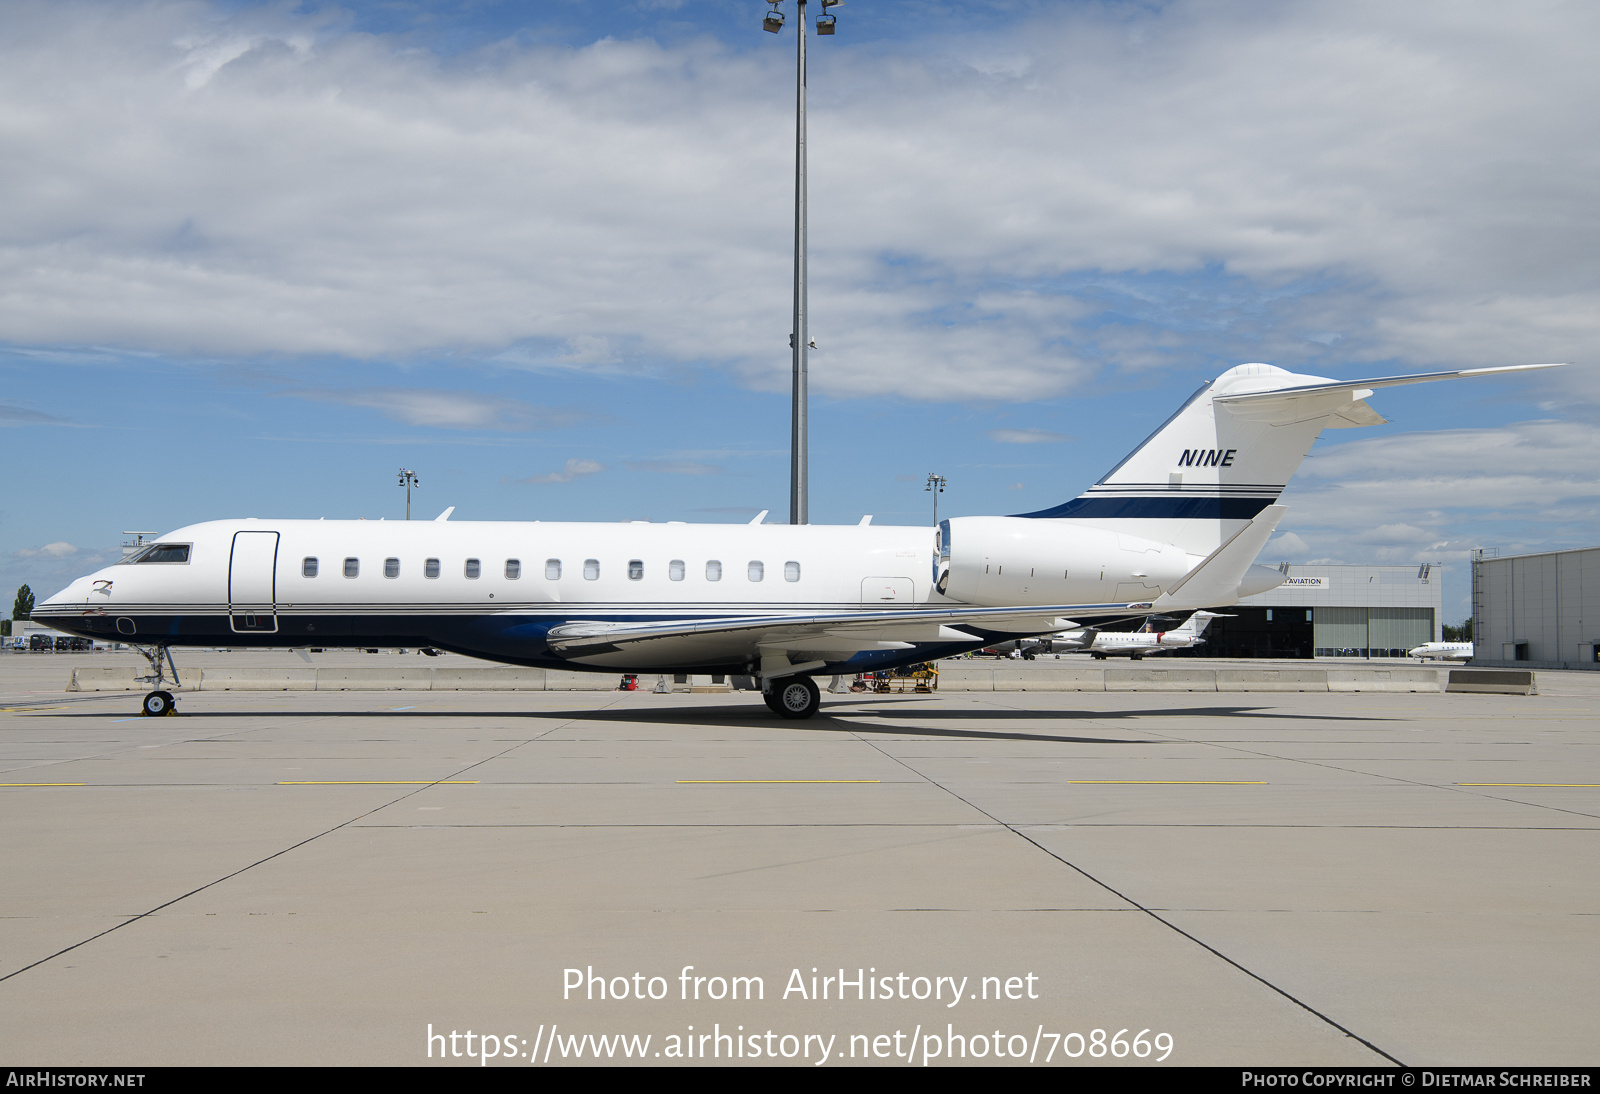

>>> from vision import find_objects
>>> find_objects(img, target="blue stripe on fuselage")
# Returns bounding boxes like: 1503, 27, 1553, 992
1010, 496, 1277, 520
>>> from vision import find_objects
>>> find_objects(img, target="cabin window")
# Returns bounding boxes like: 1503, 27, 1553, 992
505, 559, 521, 580
747, 560, 764, 582
343, 558, 360, 578
784, 561, 801, 582
545, 559, 561, 580
464, 558, 481, 579
384, 557, 400, 579
583, 559, 600, 580
628, 559, 644, 581
706, 560, 722, 582
302, 557, 318, 578
424, 558, 440, 579
669, 559, 686, 581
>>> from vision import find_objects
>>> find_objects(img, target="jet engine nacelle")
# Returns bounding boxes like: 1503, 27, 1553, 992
941, 516, 1195, 608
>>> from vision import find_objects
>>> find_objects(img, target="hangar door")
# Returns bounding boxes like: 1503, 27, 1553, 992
229, 530, 280, 633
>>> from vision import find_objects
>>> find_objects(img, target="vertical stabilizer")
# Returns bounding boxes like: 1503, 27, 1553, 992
1011, 361, 1560, 556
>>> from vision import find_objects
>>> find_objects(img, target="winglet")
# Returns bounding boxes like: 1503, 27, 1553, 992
1152, 505, 1288, 611
749, 510, 769, 525
435, 507, 455, 522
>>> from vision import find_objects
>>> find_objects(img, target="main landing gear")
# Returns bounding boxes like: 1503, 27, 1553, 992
762, 676, 820, 720
132, 644, 182, 717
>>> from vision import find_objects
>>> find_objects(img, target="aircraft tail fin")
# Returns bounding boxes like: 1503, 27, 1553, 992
1011, 362, 1561, 555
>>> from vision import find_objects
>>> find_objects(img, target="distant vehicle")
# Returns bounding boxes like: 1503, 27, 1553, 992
29, 634, 54, 651
1054, 610, 1229, 659
1409, 641, 1473, 662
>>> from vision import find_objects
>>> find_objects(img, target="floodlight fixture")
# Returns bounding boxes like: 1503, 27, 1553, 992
398, 467, 421, 520
763, 6, 785, 32
816, 14, 836, 33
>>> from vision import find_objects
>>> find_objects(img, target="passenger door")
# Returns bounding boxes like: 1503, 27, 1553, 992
229, 531, 280, 633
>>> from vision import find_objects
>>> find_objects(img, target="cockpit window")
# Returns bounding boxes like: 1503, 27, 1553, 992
123, 543, 190, 564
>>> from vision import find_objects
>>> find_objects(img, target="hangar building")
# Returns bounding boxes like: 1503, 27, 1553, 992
1472, 546, 1600, 669
1165, 563, 1443, 660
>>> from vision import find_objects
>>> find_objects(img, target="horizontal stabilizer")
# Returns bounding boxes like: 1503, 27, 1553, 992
1215, 363, 1563, 408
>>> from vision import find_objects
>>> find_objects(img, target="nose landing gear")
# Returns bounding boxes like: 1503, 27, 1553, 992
132, 644, 182, 716
142, 690, 176, 717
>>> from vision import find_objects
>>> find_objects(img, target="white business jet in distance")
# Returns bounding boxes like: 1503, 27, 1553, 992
36, 362, 1557, 719
1055, 610, 1229, 660
1409, 641, 1473, 662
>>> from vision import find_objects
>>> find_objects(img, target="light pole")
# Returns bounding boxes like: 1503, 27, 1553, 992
398, 468, 420, 520
765, 0, 840, 525
925, 473, 947, 526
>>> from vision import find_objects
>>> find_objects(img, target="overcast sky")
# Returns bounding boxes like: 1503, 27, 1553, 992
3, 0, 1596, 622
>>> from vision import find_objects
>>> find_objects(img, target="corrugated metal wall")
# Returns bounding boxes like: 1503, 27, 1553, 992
1313, 607, 1433, 656
1475, 547, 1600, 665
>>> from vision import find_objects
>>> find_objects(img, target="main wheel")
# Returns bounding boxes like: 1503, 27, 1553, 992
141, 690, 174, 717
764, 676, 820, 720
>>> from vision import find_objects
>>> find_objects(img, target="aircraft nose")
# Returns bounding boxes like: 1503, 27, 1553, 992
40, 574, 96, 607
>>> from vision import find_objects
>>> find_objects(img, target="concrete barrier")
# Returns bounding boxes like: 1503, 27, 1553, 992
1327, 667, 1445, 693
1105, 667, 1217, 692
934, 663, 1107, 691
203, 668, 316, 691
1216, 668, 1328, 693
315, 667, 435, 690
543, 670, 622, 691
1447, 668, 1537, 695
431, 668, 548, 691
67, 667, 149, 692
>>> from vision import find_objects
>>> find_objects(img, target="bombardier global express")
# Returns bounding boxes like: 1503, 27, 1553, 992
35, 362, 1557, 718
1058, 610, 1228, 660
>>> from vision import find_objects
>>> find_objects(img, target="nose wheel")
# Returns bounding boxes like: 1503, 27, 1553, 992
142, 690, 176, 717
762, 676, 821, 720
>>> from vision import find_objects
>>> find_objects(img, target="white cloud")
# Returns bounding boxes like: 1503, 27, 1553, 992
1273, 419, 1600, 566
623, 460, 721, 475
280, 387, 586, 431
1266, 531, 1311, 560
0, 0, 1597, 403
0, 403, 75, 426
988, 428, 1074, 445
13, 541, 79, 558
508, 458, 605, 485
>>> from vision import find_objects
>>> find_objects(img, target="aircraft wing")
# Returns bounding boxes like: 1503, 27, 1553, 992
547, 506, 1294, 668
543, 601, 1121, 661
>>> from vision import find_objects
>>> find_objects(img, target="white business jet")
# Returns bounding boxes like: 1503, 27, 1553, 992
1408, 641, 1473, 662
1055, 610, 1228, 660
35, 362, 1556, 719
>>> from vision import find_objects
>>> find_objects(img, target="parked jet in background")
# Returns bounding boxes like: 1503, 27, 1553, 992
1409, 641, 1473, 662
35, 362, 1556, 719
1053, 610, 1229, 660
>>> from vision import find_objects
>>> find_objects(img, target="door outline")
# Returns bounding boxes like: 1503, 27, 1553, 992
229, 531, 280, 633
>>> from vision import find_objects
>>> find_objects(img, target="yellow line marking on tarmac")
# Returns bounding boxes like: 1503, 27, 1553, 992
676, 780, 880, 784
1068, 780, 1267, 785
276, 780, 480, 785
1459, 783, 1600, 787
1, 783, 86, 787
